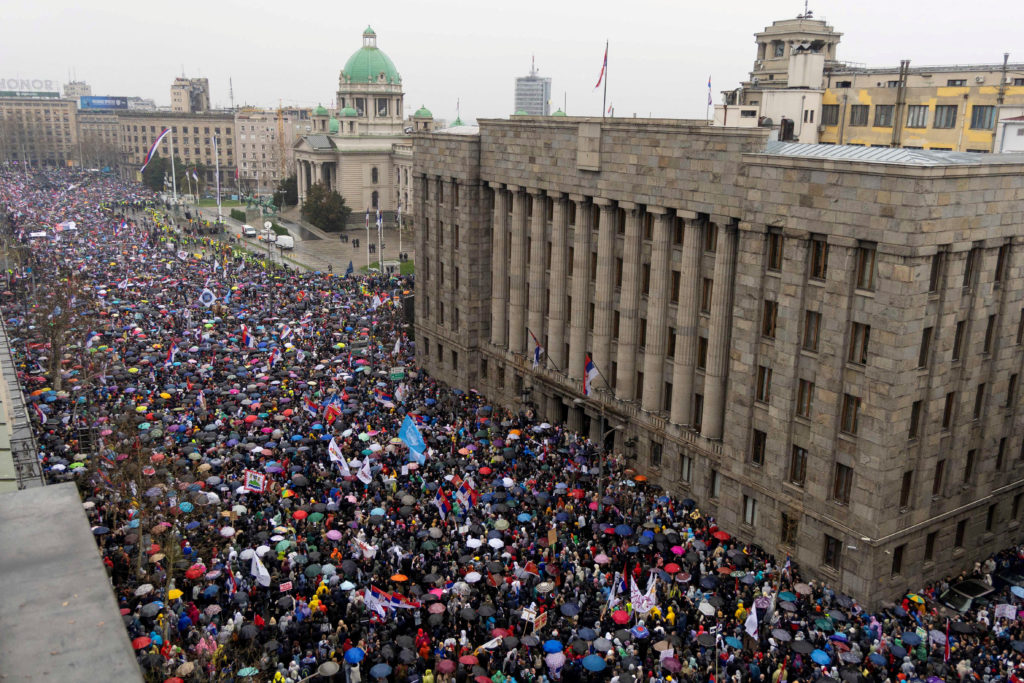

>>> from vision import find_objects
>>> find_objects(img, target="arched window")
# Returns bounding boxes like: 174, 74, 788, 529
372, 190, 379, 209
371, 167, 379, 184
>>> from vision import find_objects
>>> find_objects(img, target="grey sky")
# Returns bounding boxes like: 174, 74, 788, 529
4, 0, 1020, 122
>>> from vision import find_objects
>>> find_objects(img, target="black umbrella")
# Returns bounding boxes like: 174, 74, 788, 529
697, 633, 716, 647
791, 640, 813, 654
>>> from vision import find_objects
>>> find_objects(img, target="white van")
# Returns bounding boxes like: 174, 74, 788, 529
276, 235, 294, 250
241, 224, 257, 237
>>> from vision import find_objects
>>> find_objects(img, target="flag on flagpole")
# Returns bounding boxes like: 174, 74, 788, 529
528, 329, 544, 368
595, 42, 608, 88
141, 129, 171, 172
707, 75, 713, 106
165, 342, 179, 366
583, 354, 599, 396
345, 260, 354, 276
745, 605, 759, 638
434, 487, 452, 520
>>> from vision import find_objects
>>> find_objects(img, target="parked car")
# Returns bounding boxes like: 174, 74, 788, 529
259, 228, 277, 242
241, 224, 257, 237
938, 579, 995, 613
275, 235, 294, 250
993, 570, 1024, 591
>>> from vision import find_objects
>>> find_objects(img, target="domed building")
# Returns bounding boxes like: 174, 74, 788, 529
294, 26, 432, 226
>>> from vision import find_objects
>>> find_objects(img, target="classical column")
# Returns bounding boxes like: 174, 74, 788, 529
567, 196, 591, 380
527, 190, 547, 356
701, 222, 737, 440
296, 160, 304, 201
507, 187, 528, 355
642, 207, 671, 412
592, 199, 617, 387
547, 193, 569, 371
615, 203, 642, 399
489, 184, 508, 347
670, 216, 701, 426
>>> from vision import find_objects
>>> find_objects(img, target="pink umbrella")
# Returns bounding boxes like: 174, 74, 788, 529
594, 553, 610, 565
671, 545, 684, 555
326, 529, 342, 541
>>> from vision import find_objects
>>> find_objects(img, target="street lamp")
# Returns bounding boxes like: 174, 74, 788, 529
574, 397, 624, 513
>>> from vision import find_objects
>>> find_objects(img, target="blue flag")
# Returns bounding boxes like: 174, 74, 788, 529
399, 414, 426, 463
345, 260, 354, 276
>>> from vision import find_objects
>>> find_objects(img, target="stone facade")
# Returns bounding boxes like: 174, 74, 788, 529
412, 116, 1024, 607
116, 111, 235, 185
0, 97, 78, 167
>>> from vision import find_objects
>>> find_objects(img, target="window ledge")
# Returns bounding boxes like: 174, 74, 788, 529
853, 288, 876, 297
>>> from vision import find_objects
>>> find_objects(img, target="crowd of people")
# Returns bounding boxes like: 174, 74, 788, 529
4, 165, 1024, 683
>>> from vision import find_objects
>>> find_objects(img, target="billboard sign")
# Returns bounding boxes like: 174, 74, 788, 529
80, 96, 128, 110
0, 77, 59, 92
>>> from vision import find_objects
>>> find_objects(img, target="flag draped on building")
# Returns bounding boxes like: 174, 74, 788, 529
583, 355, 599, 396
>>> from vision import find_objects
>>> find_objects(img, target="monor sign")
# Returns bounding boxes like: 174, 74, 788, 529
0, 78, 58, 92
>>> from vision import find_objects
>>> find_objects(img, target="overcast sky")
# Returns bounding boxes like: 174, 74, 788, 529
4, 0, 1021, 122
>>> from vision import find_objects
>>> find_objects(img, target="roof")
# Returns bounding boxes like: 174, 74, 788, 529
761, 141, 1024, 166
513, 110, 529, 116
0, 483, 144, 682
303, 134, 336, 150
413, 105, 433, 118
552, 109, 567, 117
340, 107, 359, 117
313, 105, 328, 116
328, 117, 340, 134
342, 30, 400, 85
436, 124, 480, 136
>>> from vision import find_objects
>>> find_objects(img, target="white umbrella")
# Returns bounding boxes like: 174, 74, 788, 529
135, 583, 154, 596
465, 571, 482, 583
488, 538, 505, 549
239, 548, 256, 560
232, 504, 247, 515
219, 526, 235, 538
466, 538, 482, 549
256, 545, 271, 557
698, 601, 715, 616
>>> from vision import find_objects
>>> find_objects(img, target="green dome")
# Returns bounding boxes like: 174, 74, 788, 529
552, 109, 567, 117
313, 105, 328, 116
413, 105, 432, 118
513, 109, 529, 116
328, 117, 340, 133
452, 116, 464, 127
340, 106, 359, 117
342, 27, 401, 84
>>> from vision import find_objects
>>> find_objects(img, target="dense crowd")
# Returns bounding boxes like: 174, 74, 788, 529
4, 166, 1024, 683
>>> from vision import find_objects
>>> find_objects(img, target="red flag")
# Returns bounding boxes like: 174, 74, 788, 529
487, 571, 499, 588
944, 618, 950, 662
522, 561, 539, 577
595, 42, 608, 88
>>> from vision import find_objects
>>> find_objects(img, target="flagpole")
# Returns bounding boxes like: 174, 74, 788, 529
214, 135, 222, 226
602, 40, 609, 120
365, 210, 371, 272
398, 202, 403, 266
169, 128, 178, 204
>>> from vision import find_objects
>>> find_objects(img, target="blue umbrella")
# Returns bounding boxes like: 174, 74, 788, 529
779, 591, 797, 602
186, 521, 201, 530
1013, 586, 1024, 599
369, 663, 392, 679
203, 585, 219, 598
543, 639, 563, 653
517, 513, 532, 522
179, 502, 194, 513
868, 653, 886, 666
578, 627, 597, 641
810, 649, 831, 666
631, 623, 649, 639
900, 632, 921, 646
700, 576, 718, 589
890, 645, 907, 658
725, 636, 742, 649
370, 507, 386, 516
345, 647, 365, 663
614, 524, 633, 536
582, 654, 606, 672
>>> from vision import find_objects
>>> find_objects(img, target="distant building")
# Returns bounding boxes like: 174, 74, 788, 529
78, 110, 121, 168
116, 111, 234, 186
0, 95, 78, 166
293, 26, 430, 225
63, 80, 92, 101
170, 77, 210, 114
235, 107, 310, 194
717, 12, 1024, 152
514, 59, 551, 116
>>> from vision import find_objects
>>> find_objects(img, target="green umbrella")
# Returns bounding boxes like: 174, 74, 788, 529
358, 433, 370, 442
308, 512, 324, 523
814, 617, 834, 631
238, 667, 258, 677
422, 540, 437, 551
275, 540, 292, 553
305, 563, 322, 577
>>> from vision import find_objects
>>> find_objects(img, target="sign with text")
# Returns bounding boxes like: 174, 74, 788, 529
279, 581, 293, 592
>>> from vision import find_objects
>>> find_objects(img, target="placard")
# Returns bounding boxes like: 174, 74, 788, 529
279, 581, 293, 592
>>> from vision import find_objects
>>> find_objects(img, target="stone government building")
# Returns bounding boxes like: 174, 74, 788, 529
411, 116, 1024, 605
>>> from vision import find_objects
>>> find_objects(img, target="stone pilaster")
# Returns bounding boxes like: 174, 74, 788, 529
671, 216, 701, 425
527, 190, 547, 354
568, 196, 591, 380
615, 203, 642, 399
642, 207, 671, 411
592, 199, 617, 387
701, 223, 737, 440
489, 183, 508, 348
507, 187, 528, 354
547, 193, 569, 371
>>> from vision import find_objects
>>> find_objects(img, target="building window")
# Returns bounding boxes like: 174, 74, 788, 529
709, 468, 720, 498
670, 270, 680, 302
761, 300, 778, 338
942, 392, 956, 429
855, 244, 876, 290
832, 463, 853, 504
933, 105, 958, 129
841, 394, 861, 435
823, 535, 842, 569
848, 322, 870, 365
906, 105, 929, 128
986, 503, 998, 532
873, 105, 894, 127
371, 190, 379, 209
849, 105, 869, 126
679, 453, 691, 482
751, 429, 767, 466
700, 278, 713, 313
666, 328, 676, 358
743, 495, 758, 526
693, 394, 703, 430
663, 382, 673, 412
1018, 309, 1024, 345
1008, 375, 1018, 408
973, 384, 986, 420
781, 512, 798, 546
898, 470, 913, 509
952, 321, 966, 361
954, 519, 967, 548
809, 236, 828, 280
704, 224, 718, 252
649, 442, 662, 467
995, 244, 1009, 285
697, 336, 708, 370
821, 104, 839, 126
996, 437, 1007, 471
796, 379, 813, 418
909, 400, 923, 440
963, 247, 980, 289
789, 445, 807, 486
614, 257, 623, 288
767, 230, 783, 270
755, 365, 772, 403
889, 543, 905, 576
918, 327, 933, 368
970, 105, 996, 130
984, 314, 997, 354
590, 252, 598, 282
641, 263, 650, 294
802, 311, 820, 352
1015, 493, 1023, 520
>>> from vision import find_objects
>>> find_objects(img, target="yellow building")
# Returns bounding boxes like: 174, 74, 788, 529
718, 12, 1024, 152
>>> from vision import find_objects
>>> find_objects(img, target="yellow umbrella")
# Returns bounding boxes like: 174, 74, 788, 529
159, 392, 172, 399
168, 589, 183, 600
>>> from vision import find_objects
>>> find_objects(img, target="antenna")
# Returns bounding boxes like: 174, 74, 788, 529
457, 98, 460, 120
531, 54, 536, 77
229, 77, 234, 111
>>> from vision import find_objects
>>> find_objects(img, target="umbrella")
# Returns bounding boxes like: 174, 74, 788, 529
369, 663, 392, 679
791, 640, 813, 654
771, 629, 791, 642
811, 649, 832, 666
543, 639, 563, 653
582, 654, 607, 672
459, 655, 478, 666
901, 632, 921, 646
437, 660, 456, 674
697, 633, 716, 647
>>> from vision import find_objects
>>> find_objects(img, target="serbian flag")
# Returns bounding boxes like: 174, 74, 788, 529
583, 354, 599, 396
303, 396, 320, 418
595, 41, 608, 88
240, 325, 254, 349
434, 488, 452, 520
528, 329, 544, 369
707, 75, 713, 106
165, 342, 179, 366
269, 348, 282, 367
141, 128, 171, 172
280, 324, 293, 341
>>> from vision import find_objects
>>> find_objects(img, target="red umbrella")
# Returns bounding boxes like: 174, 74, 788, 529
293, 509, 308, 520
612, 610, 629, 624
712, 530, 731, 541
459, 655, 479, 666
664, 563, 681, 574
570, 489, 585, 499
437, 659, 456, 674
479, 467, 492, 475
164, 679, 185, 683
476, 676, 492, 683
132, 636, 152, 649
491, 627, 511, 637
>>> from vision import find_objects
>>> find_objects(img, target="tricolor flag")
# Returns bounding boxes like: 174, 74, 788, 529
433, 487, 451, 520
376, 209, 382, 229
196, 390, 207, 411
324, 400, 342, 426
365, 209, 370, 229
140, 128, 171, 172
583, 354, 599, 396
595, 41, 608, 89
280, 324, 293, 340
707, 75, 713, 107
302, 396, 320, 418
240, 325, 254, 349
328, 437, 350, 475
269, 347, 282, 367
373, 388, 394, 407
166, 342, 179, 366
528, 329, 543, 369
